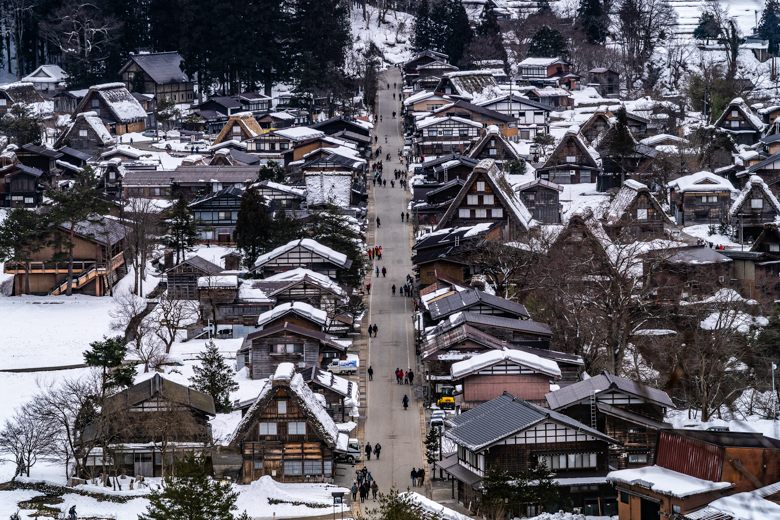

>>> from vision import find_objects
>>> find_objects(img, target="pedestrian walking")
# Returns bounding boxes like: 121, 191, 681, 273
366, 470, 373, 484
368, 366, 373, 380
351, 482, 358, 501
371, 481, 378, 499
406, 212, 410, 221
403, 394, 409, 409
395, 367, 401, 384
373, 323, 378, 336
365, 283, 371, 295
418, 468, 425, 487
401, 211, 405, 221
392, 284, 396, 295
376, 216, 381, 227
376, 266, 380, 276
408, 370, 414, 385
383, 179, 386, 187
69, 506, 77, 520
359, 483, 367, 503
357, 470, 364, 486
365, 443, 372, 460
382, 266, 386, 277
404, 370, 409, 384
374, 443, 381, 459
411, 468, 417, 487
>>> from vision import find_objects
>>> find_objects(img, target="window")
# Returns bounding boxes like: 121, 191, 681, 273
258, 422, 277, 435
284, 461, 303, 475
520, 131, 530, 140
628, 454, 648, 463
731, 110, 738, 118
428, 130, 437, 137
752, 198, 764, 209
620, 492, 629, 504
566, 156, 576, 163
492, 208, 503, 218
108, 171, 116, 180
731, 120, 739, 128
489, 148, 497, 155
628, 427, 646, 434
770, 244, 780, 252
0, 99, 6, 106
483, 195, 494, 205
672, 505, 681, 514
442, 130, 452, 136
526, 193, 535, 201
272, 343, 303, 354
280, 143, 289, 150
288, 422, 306, 435
323, 460, 333, 476
79, 129, 88, 137
459, 129, 470, 137
254, 461, 263, 469
476, 181, 486, 192
459, 208, 471, 218
233, 125, 241, 134
636, 209, 648, 220
467, 195, 479, 205
304, 460, 321, 475
93, 108, 100, 116
570, 169, 576, 177
278, 401, 287, 414
475, 209, 487, 218
92, 99, 100, 108
541, 453, 597, 469
24, 197, 33, 204
218, 211, 229, 220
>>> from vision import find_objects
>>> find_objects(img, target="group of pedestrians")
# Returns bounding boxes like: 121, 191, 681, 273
395, 368, 414, 385
352, 466, 379, 503
410, 467, 426, 487
374, 266, 387, 277
368, 323, 378, 337
367, 245, 383, 260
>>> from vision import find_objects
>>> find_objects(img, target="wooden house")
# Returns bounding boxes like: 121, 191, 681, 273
122, 166, 258, 200
414, 60, 460, 90
212, 112, 264, 146
120, 52, 195, 104
204, 281, 275, 339
420, 155, 478, 183
0, 82, 45, 116
84, 374, 215, 478
237, 321, 348, 379
14, 144, 62, 177
466, 125, 522, 165
441, 392, 619, 515
515, 178, 563, 224
602, 180, 673, 239
580, 107, 613, 144
250, 268, 348, 312
165, 256, 224, 300
414, 178, 466, 226
738, 150, 780, 195
281, 136, 343, 167
189, 185, 244, 244
588, 68, 619, 97
404, 91, 455, 116
516, 58, 578, 90
537, 129, 602, 184
251, 238, 352, 280
54, 89, 87, 114
476, 94, 551, 139
436, 159, 535, 241
434, 71, 499, 102
760, 133, 780, 156
4, 219, 130, 295
235, 92, 272, 114
751, 222, 780, 256
608, 430, 780, 519
645, 246, 732, 302
246, 127, 326, 163
429, 100, 518, 139
525, 87, 573, 110
309, 116, 372, 138
668, 172, 736, 225
0, 156, 43, 208
625, 112, 650, 137
546, 371, 673, 471
687, 483, 780, 520
729, 174, 780, 242
252, 180, 305, 211
72, 83, 147, 135
54, 111, 114, 153
223, 363, 347, 483
21, 65, 67, 93
98, 158, 125, 197
403, 50, 450, 85
299, 367, 359, 422
450, 348, 562, 409
411, 223, 499, 286
426, 287, 531, 322
714, 98, 765, 146
416, 115, 483, 156
719, 249, 780, 304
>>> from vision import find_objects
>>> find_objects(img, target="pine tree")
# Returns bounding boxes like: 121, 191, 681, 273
84, 336, 137, 390
46, 165, 111, 296
267, 209, 304, 251
139, 453, 238, 520
234, 187, 272, 269
578, 0, 609, 44
523, 460, 559, 511
161, 193, 199, 265
257, 161, 286, 183
693, 12, 720, 46
609, 106, 636, 183
759, 0, 780, 56
527, 25, 568, 58
365, 487, 431, 520
429, 0, 451, 54
476, 6, 501, 37
0, 103, 44, 146
424, 427, 440, 465
412, 0, 434, 52
0, 208, 49, 295
190, 340, 239, 413
306, 205, 367, 289
444, 0, 473, 65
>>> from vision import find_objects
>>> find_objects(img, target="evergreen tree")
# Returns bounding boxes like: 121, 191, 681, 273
190, 340, 239, 413
306, 205, 367, 289
161, 193, 199, 265
609, 106, 636, 182
365, 487, 433, 520
481, 464, 518, 519
578, 0, 609, 44
759, 0, 780, 56
257, 161, 286, 183
234, 187, 272, 269
522, 461, 558, 511
413, 0, 435, 52
46, 166, 111, 296
429, 0, 451, 54
0, 104, 44, 146
267, 209, 304, 250
0, 208, 49, 295
476, 5, 501, 37
424, 427, 440, 465
140, 453, 238, 520
84, 336, 137, 390
527, 25, 568, 58
445, 0, 474, 64
468, 6, 507, 68
693, 12, 720, 46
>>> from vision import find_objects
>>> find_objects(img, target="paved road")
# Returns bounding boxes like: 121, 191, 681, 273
360, 67, 424, 498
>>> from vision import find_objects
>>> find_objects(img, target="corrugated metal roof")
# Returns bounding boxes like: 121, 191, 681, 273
545, 371, 674, 410
124, 166, 260, 186
428, 288, 530, 320
124, 52, 190, 84
456, 312, 552, 336
60, 218, 132, 245
166, 255, 224, 275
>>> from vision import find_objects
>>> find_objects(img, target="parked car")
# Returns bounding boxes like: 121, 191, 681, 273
430, 410, 447, 429
142, 130, 158, 138
335, 438, 362, 464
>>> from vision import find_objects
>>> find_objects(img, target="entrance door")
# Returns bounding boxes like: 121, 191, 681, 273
218, 233, 231, 244
134, 453, 153, 477
640, 498, 660, 520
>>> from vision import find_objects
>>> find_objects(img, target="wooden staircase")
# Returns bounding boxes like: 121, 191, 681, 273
49, 253, 126, 295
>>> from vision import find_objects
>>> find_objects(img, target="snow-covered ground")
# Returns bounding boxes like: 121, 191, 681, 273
668, 408, 780, 440
349, 5, 414, 66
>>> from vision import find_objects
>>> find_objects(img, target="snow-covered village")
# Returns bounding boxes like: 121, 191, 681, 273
0, 0, 779, 519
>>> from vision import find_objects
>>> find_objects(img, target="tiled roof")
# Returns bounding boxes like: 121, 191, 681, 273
545, 370, 674, 410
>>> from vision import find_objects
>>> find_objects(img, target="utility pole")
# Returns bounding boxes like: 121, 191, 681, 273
773, 362, 777, 420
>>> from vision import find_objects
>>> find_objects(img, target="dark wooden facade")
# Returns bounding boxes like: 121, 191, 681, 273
714, 99, 764, 146
72, 84, 147, 135
251, 238, 352, 280
165, 256, 224, 300
54, 112, 113, 153
189, 186, 243, 243
515, 179, 562, 224
537, 131, 601, 184
580, 110, 612, 144
668, 173, 735, 225
417, 115, 482, 156
0, 83, 44, 116
730, 175, 780, 242
603, 181, 671, 239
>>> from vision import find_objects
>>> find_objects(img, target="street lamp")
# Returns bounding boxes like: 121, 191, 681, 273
332, 491, 345, 520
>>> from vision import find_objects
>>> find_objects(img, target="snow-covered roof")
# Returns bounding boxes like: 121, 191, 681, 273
256, 301, 328, 329
253, 180, 305, 197
730, 175, 780, 218
483, 159, 535, 230
687, 483, 780, 520
450, 347, 561, 379
639, 133, 689, 147
264, 268, 346, 296
304, 170, 352, 208
197, 275, 238, 288
402, 493, 473, 520
252, 238, 349, 270
717, 97, 765, 131
518, 57, 565, 67
669, 171, 736, 193
77, 112, 113, 145
90, 84, 148, 122
238, 282, 273, 302
21, 64, 67, 84
274, 127, 326, 141
607, 466, 733, 498
603, 180, 671, 226
417, 115, 483, 129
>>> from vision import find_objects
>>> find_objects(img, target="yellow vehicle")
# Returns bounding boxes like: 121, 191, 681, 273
437, 385, 455, 410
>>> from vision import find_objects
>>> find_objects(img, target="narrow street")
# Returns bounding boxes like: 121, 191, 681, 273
361, 66, 425, 497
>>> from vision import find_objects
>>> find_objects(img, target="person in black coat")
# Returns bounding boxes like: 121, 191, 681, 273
365, 443, 372, 460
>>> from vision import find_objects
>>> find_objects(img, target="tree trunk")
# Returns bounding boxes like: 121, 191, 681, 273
24, 261, 30, 295
66, 226, 75, 296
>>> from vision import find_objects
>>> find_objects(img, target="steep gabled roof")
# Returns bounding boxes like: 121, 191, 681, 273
545, 370, 674, 410
450, 347, 561, 379
540, 128, 600, 170
437, 159, 535, 231
427, 287, 530, 320
668, 171, 736, 193
75, 83, 147, 123
213, 112, 263, 144
256, 301, 329, 329
166, 255, 224, 275
252, 238, 351, 270
603, 179, 673, 226
729, 174, 780, 218
476, 93, 552, 112
514, 178, 563, 193
120, 52, 190, 84
108, 373, 215, 416
467, 125, 521, 160
445, 392, 618, 451
714, 97, 765, 132
431, 99, 514, 123
435, 71, 499, 101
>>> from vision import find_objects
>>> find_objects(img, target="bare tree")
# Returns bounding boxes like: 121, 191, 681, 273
151, 296, 200, 353
122, 197, 160, 297
0, 408, 56, 478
